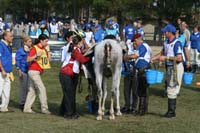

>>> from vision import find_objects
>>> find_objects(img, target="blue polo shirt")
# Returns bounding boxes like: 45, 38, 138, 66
190, 32, 200, 49
15, 46, 30, 73
0, 40, 12, 73
94, 29, 105, 43
123, 25, 136, 40
135, 42, 151, 69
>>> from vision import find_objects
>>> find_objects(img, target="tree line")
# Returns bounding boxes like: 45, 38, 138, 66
0, 0, 199, 26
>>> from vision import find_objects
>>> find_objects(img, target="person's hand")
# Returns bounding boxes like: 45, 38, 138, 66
45, 45, 50, 52
159, 61, 163, 68
1, 70, 7, 78
18, 70, 23, 79
186, 61, 190, 68
159, 56, 166, 61
36, 51, 43, 57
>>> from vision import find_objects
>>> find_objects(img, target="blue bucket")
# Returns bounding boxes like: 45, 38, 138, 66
183, 72, 193, 85
58, 37, 63, 41
156, 71, 164, 83
145, 69, 157, 84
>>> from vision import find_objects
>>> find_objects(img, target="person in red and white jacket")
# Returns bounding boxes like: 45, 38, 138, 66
59, 35, 90, 119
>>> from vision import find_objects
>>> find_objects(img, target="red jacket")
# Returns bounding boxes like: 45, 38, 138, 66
60, 47, 90, 76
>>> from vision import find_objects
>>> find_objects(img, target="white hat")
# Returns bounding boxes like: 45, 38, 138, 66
0, 17, 2, 21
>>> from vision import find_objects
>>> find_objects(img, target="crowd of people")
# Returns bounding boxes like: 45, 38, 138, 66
0, 16, 200, 120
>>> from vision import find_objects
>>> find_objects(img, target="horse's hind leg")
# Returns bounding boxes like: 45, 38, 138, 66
109, 91, 115, 120
101, 78, 107, 116
96, 73, 103, 120
114, 70, 122, 116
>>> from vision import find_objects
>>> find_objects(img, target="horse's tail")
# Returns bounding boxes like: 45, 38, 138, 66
103, 43, 112, 77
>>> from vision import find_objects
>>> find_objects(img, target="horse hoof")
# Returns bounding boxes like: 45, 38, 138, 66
116, 111, 122, 116
109, 115, 115, 120
96, 115, 102, 121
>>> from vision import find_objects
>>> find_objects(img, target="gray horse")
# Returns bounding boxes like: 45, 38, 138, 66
94, 39, 125, 120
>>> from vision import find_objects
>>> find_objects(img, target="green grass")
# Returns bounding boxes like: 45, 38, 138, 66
1, 62, 200, 133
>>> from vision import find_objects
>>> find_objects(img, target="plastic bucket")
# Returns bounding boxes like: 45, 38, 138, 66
145, 69, 157, 84
183, 72, 193, 85
58, 37, 63, 41
156, 71, 164, 83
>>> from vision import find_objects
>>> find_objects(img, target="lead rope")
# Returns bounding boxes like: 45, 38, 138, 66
173, 58, 179, 86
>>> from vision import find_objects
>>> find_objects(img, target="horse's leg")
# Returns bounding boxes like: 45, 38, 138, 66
109, 84, 115, 120
114, 68, 122, 116
101, 77, 107, 116
96, 70, 103, 120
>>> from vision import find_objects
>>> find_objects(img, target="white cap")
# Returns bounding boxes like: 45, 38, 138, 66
0, 17, 2, 21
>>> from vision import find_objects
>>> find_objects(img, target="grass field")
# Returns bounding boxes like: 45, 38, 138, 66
1, 62, 200, 133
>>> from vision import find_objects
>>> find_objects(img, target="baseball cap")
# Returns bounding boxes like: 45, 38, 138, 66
107, 19, 113, 25
40, 20, 47, 25
0, 17, 2, 21
131, 33, 142, 42
161, 24, 176, 33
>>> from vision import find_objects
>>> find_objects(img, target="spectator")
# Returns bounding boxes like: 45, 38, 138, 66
15, 36, 32, 111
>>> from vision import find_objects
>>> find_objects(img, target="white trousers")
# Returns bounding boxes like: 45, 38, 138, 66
176, 63, 184, 94
0, 73, 11, 111
190, 48, 200, 65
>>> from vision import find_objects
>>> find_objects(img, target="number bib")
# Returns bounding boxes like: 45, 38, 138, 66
34, 46, 51, 69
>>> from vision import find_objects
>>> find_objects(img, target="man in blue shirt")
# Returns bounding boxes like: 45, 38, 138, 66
121, 19, 138, 114
190, 25, 200, 73
124, 33, 152, 116
94, 24, 105, 43
0, 31, 13, 112
151, 24, 183, 118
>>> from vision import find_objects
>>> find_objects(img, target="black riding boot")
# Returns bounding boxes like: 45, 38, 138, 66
191, 64, 197, 73
138, 97, 146, 116
164, 98, 176, 118
144, 96, 148, 113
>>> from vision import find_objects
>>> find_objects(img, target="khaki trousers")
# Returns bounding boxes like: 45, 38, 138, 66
24, 70, 48, 112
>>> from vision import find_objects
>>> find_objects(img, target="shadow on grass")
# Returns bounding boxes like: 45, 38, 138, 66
182, 85, 200, 92
149, 87, 165, 97
9, 100, 21, 110
48, 101, 97, 117
147, 112, 164, 117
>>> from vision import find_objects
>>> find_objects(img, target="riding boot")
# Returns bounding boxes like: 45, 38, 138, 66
164, 98, 176, 118
144, 96, 148, 113
138, 97, 145, 116
191, 64, 197, 73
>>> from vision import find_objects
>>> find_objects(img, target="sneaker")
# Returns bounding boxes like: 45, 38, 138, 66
72, 113, 80, 119
120, 107, 130, 114
24, 109, 36, 114
41, 109, 51, 115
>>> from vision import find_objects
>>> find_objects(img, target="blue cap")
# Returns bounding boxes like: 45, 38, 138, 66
85, 23, 91, 29
107, 19, 113, 25
161, 24, 176, 33
40, 20, 47, 25
52, 18, 56, 22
